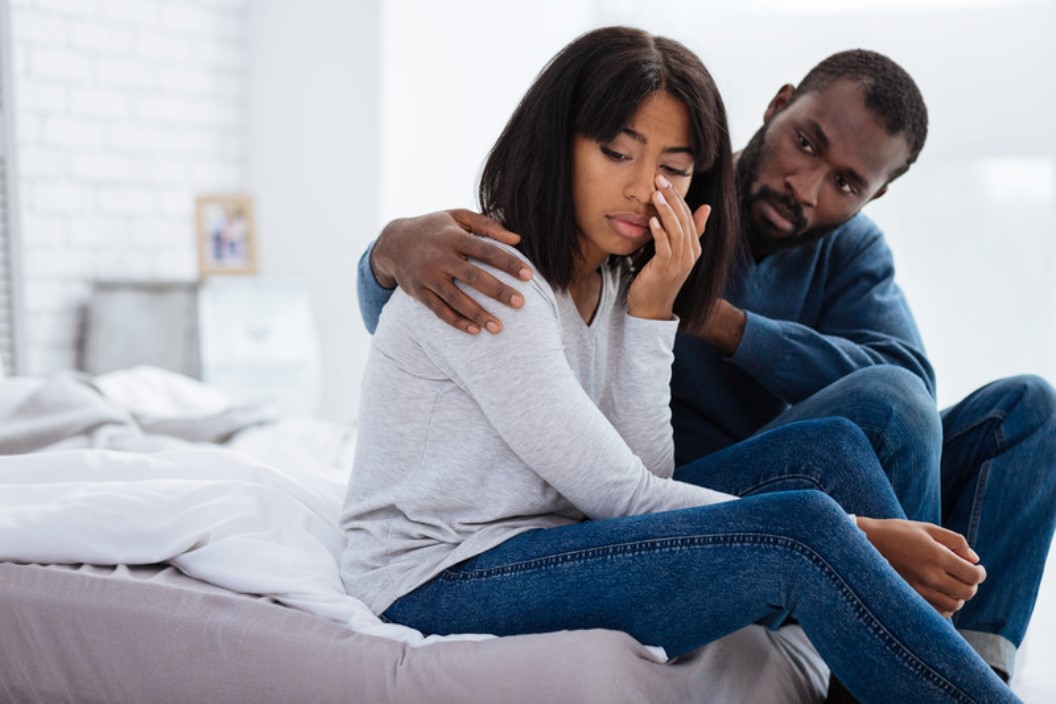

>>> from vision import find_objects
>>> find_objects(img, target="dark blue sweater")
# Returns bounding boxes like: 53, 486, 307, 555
671, 212, 933, 463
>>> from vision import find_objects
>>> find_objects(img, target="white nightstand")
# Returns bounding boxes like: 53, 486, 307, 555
83, 278, 321, 418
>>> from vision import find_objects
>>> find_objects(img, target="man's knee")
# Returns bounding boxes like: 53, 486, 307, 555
1006, 374, 1056, 426
833, 367, 940, 451
839, 366, 933, 413
963, 375, 1056, 435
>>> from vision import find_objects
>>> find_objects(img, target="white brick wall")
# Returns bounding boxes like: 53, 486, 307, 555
10, 0, 250, 374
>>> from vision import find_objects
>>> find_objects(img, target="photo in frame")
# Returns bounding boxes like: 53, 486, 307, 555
196, 194, 258, 276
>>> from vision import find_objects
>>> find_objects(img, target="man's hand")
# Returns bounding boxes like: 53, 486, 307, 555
370, 209, 532, 334
856, 517, 986, 617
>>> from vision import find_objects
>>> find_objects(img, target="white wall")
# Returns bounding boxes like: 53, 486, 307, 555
10, 0, 250, 373
247, 0, 379, 422
378, 0, 594, 224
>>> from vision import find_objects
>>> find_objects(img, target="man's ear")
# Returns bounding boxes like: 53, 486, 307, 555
764, 84, 796, 122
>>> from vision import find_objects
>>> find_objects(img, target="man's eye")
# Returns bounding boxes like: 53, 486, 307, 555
836, 176, 858, 195
600, 146, 628, 161
796, 134, 814, 154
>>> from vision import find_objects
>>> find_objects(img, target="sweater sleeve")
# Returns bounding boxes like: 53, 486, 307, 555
729, 226, 935, 403
604, 312, 678, 478
414, 270, 735, 519
356, 240, 395, 335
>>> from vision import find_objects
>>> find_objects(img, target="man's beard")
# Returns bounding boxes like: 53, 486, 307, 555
737, 123, 850, 258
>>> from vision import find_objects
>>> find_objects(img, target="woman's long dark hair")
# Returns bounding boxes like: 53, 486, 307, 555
478, 26, 740, 329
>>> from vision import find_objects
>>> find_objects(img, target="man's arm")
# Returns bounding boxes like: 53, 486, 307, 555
686, 219, 935, 402
356, 209, 532, 335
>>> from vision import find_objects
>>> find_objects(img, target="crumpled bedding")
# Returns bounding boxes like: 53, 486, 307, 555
0, 368, 830, 702
0, 445, 496, 645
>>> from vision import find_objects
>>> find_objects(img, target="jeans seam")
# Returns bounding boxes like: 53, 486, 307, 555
942, 411, 1007, 449
858, 420, 895, 470
443, 533, 975, 703
944, 412, 1005, 549
965, 460, 991, 547
738, 473, 823, 496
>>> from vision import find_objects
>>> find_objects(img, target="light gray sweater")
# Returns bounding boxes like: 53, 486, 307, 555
340, 248, 735, 615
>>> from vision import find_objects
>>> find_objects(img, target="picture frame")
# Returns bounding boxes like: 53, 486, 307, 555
196, 194, 258, 276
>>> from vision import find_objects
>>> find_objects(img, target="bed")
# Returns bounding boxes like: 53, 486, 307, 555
0, 367, 831, 703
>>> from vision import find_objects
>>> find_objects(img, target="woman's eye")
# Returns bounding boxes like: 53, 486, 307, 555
600, 146, 628, 161
661, 165, 692, 178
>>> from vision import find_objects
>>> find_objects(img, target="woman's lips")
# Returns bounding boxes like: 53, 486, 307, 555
607, 213, 651, 239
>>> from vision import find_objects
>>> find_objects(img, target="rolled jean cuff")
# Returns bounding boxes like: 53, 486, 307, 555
959, 629, 1016, 678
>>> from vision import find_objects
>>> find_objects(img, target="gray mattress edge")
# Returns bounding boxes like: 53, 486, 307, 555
0, 562, 825, 704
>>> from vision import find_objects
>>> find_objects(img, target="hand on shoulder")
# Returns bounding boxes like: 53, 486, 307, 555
372, 209, 532, 335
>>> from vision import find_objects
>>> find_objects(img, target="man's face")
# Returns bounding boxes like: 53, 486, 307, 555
739, 79, 912, 256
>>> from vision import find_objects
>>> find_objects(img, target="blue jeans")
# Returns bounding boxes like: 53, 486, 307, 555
755, 368, 1056, 676
384, 420, 1015, 703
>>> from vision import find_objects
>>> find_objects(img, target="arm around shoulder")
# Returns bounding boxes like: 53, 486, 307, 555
357, 241, 396, 335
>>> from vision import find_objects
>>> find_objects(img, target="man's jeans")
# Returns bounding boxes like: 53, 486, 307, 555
755, 367, 1056, 677
385, 420, 1015, 703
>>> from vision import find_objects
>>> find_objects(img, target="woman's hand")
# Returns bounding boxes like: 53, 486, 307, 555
856, 517, 986, 617
626, 174, 711, 321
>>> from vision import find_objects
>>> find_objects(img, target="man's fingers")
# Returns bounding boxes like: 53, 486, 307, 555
418, 289, 482, 335
449, 208, 522, 246
458, 235, 532, 283
422, 280, 504, 334
451, 259, 525, 309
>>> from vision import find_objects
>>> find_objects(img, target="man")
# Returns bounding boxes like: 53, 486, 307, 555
356, 49, 1056, 684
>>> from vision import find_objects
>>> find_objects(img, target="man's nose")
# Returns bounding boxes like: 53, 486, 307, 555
785, 166, 824, 207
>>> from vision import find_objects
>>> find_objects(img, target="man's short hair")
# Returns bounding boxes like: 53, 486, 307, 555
792, 49, 927, 181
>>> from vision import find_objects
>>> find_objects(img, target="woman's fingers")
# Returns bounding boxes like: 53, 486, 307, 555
650, 215, 671, 264
652, 187, 683, 265
918, 586, 966, 616
652, 174, 700, 269
693, 204, 712, 238
691, 204, 710, 259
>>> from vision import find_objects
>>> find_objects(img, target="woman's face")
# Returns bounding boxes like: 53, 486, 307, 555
571, 91, 695, 271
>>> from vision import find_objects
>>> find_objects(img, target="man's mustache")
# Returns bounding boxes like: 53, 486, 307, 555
750, 186, 807, 234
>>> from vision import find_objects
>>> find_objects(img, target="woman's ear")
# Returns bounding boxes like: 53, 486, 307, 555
763, 84, 796, 122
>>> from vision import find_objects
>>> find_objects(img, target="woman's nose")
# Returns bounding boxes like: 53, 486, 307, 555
624, 162, 656, 204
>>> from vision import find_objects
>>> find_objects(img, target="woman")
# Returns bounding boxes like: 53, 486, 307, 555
341, 27, 1015, 703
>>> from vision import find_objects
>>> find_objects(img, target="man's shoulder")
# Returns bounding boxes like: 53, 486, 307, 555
819, 212, 893, 266
826, 212, 886, 250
